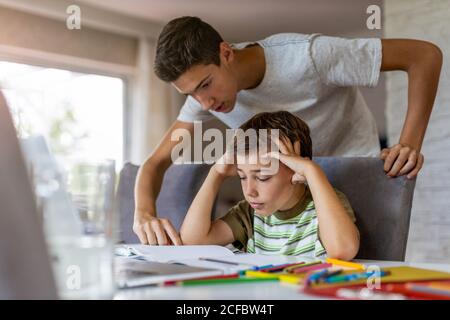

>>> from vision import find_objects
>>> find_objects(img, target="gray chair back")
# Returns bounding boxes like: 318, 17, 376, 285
314, 157, 416, 261
116, 163, 211, 244
117, 157, 416, 261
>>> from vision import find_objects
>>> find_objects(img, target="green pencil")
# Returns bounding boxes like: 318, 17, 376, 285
178, 277, 279, 286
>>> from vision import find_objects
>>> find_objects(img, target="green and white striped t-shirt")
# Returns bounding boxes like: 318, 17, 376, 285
220, 187, 355, 259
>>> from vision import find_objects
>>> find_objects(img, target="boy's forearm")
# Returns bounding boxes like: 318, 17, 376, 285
304, 163, 359, 260
180, 168, 226, 244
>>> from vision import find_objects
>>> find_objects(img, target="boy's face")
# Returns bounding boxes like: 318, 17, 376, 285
236, 153, 299, 216
172, 43, 238, 114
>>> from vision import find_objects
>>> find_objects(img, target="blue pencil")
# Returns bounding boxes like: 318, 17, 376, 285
306, 269, 330, 285
251, 264, 274, 271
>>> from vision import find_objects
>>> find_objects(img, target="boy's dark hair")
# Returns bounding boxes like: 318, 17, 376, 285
235, 111, 313, 159
154, 16, 223, 82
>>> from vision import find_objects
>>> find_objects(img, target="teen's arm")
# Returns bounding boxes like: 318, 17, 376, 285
133, 120, 194, 245
380, 39, 443, 179
180, 166, 235, 245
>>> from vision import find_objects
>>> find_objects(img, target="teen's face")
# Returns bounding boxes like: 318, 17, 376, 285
172, 43, 238, 113
236, 154, 298, 216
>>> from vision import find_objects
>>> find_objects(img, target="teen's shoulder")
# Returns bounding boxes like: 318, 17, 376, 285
260, 33, 318, 47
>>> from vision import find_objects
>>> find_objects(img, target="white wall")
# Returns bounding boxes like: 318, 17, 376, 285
385, 0, 450, 263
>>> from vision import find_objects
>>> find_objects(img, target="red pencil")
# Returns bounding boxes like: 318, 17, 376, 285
292, 263, 332, 274
259, 262, 305, 273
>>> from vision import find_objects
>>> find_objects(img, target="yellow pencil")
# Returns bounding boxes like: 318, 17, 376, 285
325, 258, 366, 270
279, 274, 307, 285
245, 270, 281, 279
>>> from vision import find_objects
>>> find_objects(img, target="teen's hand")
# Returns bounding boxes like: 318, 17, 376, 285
133, 211, 183, 246
263, 136, 314, 184
380, 143, 424, 179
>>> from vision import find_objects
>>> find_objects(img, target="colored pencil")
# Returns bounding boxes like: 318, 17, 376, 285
251, 264, 274, 271
383, 284, 448, 300
163, 273, 239, 286
407, 283, 450, 298
285, 261, 322, 273
258, 262, 305, 273
177, 277, 279, 286
324, 270, 389, 284
305, 269, 331, 285
325, 258, 366, 270
245, 270, 282, 279
279, 274, 305, 285
292, 263, 332, 274
426, 282, 450, 291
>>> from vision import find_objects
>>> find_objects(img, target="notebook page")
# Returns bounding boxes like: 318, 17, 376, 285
123, 244, 234, 263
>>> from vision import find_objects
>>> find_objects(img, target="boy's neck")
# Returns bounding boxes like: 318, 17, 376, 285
232, 45, 266, 91
278, 184, 307, 212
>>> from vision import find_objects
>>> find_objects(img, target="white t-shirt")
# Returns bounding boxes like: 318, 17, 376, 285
177, 33, 382, 156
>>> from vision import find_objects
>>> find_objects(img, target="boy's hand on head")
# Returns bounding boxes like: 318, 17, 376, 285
263, 136, 314, 184
380, 143, 424, 179
213, 151, 237, 178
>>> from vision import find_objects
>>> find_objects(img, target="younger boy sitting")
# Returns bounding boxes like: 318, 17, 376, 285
180, 111, 360, 260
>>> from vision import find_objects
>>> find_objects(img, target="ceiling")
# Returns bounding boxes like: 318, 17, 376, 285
77, 0, 383, 42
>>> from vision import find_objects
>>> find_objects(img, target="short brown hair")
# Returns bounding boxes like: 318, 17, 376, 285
154, 16, 223, 82
235, 111, 313, 159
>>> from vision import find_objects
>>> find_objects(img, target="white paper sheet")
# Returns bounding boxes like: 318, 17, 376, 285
118, 244, 234, 263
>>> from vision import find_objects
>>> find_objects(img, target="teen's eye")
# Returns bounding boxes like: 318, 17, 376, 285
257, 176, 272, 182
238, 176, 246, 180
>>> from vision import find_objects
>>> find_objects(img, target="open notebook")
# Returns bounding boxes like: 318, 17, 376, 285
115, 244, 314, 279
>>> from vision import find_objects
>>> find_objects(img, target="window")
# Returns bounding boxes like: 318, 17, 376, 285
0, 61, 124, 169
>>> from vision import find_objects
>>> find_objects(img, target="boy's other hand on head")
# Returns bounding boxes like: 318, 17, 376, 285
213, 151, 237, 178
